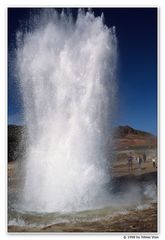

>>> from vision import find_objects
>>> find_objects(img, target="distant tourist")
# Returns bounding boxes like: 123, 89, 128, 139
138, 156, 142, 168
152, 158, 156, 167
143, 153, 147, 163
128, 153, 133, 171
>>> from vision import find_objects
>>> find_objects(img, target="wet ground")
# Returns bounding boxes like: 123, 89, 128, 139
8, 203, 157, 232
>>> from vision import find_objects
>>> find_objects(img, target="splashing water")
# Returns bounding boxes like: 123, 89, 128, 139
16, 9, 117, 212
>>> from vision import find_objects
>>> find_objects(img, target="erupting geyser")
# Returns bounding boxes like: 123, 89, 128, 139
16, 9, 117, 212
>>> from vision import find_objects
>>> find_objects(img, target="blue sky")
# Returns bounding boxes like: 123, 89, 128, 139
8, 8, 157, 135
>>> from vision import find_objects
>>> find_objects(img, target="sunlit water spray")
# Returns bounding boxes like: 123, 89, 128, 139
16, 9, 117, 212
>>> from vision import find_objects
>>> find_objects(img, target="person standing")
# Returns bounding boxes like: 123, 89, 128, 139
143, 153, 147, 163
128, 153, 133, 171
138, 155, 142, 169
152, 158, 156, 167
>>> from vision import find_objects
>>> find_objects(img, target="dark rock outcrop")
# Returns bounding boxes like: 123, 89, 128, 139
8, 125, 26, 162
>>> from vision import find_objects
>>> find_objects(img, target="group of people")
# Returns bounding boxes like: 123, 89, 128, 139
127, 153, 147, 171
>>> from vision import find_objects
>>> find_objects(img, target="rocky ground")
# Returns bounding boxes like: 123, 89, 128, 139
8, 203, 157, 232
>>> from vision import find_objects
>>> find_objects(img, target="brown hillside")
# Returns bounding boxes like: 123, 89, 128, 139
113, 125, 157, 150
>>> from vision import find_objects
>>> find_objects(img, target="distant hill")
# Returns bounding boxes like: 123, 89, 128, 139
8, 124, 157, 161
113, 125, 157, 150
113, 125, 155, 138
